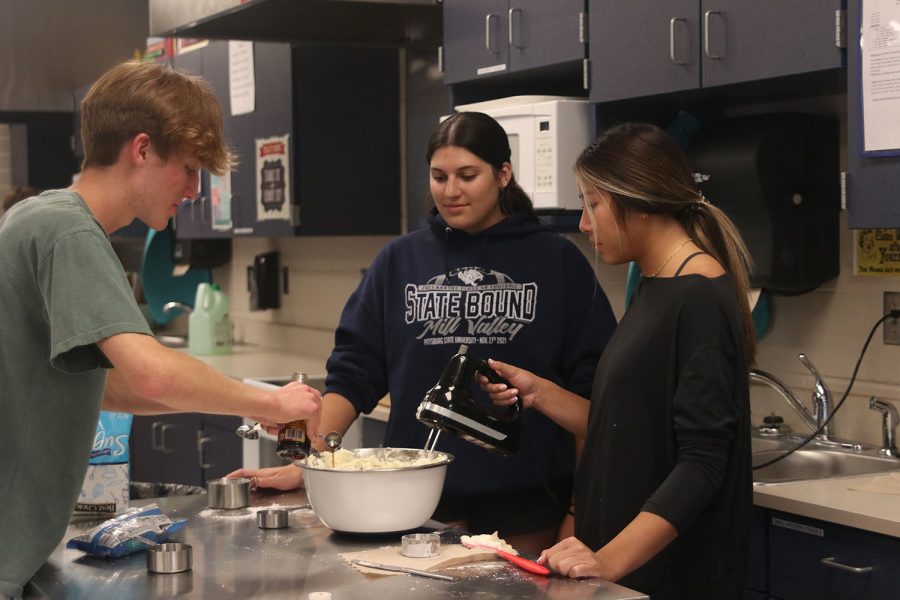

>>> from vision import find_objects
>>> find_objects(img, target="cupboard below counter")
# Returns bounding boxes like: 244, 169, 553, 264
749, 474, 900, 599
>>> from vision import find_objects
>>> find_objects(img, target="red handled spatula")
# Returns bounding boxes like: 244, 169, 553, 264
460, 540, 550, 576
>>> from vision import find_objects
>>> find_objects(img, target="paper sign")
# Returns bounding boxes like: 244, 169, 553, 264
861, 0, 900, 154
855, 228, 900, 276
229, 41, 256, 116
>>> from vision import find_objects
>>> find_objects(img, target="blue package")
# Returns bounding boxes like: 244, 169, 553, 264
66, 503, 187, 558
90, 411, 133, 464
76, 411, 133, 514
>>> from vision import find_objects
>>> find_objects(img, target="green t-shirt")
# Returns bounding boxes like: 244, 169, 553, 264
0, 190, 152, 596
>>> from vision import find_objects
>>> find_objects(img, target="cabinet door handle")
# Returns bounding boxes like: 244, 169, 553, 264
508, 8, 524, 48
821, 556, 874, 574
703, 10, 725, 59
197, 432, 213, 470
152, 421, 174, 453
669, 17, 688, 65
485, 13, 499, 52
151, 421, 164, 451
159, 424, 175, 454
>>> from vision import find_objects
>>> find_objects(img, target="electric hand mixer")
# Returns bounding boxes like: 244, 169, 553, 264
416, 344, 522, 456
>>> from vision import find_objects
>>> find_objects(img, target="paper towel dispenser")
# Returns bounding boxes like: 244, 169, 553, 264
687, 113, 840, 294
248, 251, 281, 311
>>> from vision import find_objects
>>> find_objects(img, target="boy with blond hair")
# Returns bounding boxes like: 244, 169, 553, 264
0, 60, 322, 597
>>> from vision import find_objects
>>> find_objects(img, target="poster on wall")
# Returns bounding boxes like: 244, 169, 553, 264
210, 172, 233, 231
861, 0, 900, 154
855, 228, 900, 276
255, 134, 292, 222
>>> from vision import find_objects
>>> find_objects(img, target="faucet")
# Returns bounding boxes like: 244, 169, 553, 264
750, 353, 850, 446
869, 397, 899, 457
797, 353, 834, 441
163, 301, 192, 315
749, 369, 818, 433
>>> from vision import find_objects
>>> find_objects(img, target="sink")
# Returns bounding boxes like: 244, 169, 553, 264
752, 447, 900, 484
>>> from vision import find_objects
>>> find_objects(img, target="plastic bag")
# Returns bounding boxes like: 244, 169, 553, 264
75, 411, 132, 514
66, 503, 187, 558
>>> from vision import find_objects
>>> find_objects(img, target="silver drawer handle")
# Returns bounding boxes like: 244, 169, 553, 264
821, 556, 874, 574
197, 432, 213, 470
152, 421, 175, 454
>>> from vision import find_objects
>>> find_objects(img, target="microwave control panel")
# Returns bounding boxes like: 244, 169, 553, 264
534, 119, 555, 192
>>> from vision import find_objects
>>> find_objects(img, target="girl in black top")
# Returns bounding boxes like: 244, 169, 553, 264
484, 123, 755, 599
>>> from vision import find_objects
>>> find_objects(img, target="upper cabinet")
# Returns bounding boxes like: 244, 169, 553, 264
846, 0, 900, 228
173, 41, 401, 239
441, 0, 587, 85
588, 0, 845, 103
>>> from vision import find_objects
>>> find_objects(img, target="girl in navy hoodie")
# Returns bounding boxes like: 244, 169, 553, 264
231, 112, 617, 554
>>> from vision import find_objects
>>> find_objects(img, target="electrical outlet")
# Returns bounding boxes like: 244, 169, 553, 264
884, 292, 900, 345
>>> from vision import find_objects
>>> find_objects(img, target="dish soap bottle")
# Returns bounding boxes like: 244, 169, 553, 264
188, 283, 233, 355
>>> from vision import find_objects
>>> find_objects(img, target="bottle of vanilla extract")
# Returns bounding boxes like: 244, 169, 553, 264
275, 372, 312, 460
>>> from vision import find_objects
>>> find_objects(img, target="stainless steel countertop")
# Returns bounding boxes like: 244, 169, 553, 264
28, 490, 648, 599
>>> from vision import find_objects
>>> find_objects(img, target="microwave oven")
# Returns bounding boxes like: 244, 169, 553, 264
452, 96, 592, 211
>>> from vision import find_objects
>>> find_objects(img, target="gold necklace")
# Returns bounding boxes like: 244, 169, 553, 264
645, 238, 693, 278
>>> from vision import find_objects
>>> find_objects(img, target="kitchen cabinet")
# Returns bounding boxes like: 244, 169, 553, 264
846, 0, 900, 227
746, 506, 769, 597
588, 0, 845, 103
765, 509, 900, 599
441, 0, 587, 85
174, 40, 401, 239
131, 413, 242, 486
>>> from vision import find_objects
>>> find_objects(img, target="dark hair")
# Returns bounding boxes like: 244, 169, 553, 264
576, 123, 756, 364
425, 111, 538, 222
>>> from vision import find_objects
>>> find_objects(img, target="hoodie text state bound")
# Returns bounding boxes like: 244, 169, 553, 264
325, 213, 617, 498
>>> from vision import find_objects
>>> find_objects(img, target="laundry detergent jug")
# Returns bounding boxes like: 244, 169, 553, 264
189, 283, 233, 355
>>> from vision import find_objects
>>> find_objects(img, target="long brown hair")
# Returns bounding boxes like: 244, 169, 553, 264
576, 123, 756, 364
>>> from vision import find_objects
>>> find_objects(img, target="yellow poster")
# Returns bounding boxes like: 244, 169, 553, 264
855, 229, 900, 276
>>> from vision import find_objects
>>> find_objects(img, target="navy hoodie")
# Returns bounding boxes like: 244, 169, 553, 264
325, 212, 617, 497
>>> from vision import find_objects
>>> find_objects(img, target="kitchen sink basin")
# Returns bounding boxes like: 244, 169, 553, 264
752, 447, 900, 484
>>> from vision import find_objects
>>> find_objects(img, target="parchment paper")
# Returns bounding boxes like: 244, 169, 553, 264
340, 543, 499, 576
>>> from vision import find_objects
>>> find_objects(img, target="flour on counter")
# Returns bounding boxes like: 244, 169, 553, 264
197, 504, 313, 520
